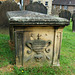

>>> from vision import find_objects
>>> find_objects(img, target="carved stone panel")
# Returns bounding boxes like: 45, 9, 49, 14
23, 27, 54, 66
25, 37, 51, 61
14, 26, 63, 67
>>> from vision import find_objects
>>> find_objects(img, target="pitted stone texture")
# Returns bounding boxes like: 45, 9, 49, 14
7, 10, 69, 25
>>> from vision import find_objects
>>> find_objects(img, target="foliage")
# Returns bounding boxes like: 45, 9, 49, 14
13, 65, 56, 75
0, 34, 14, 67
13, 66, 28, 75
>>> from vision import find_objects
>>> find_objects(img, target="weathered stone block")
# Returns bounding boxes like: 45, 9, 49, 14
7, 11, 69, 67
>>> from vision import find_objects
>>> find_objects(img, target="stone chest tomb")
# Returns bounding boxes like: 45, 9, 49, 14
7, 11, 69, 67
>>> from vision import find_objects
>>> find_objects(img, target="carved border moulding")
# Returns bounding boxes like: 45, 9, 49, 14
15, 31, 24, 65
25, 35, 52, 62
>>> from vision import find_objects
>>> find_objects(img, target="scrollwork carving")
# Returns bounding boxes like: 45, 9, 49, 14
27, 50, 32, 54
25, 34, 52, 62
45, 48, 50, 53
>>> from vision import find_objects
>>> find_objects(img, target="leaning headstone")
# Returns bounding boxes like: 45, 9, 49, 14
72, 12, 75, 32
59, 10, 71, 20
0, 1, 20, 28
25, 2, 47, 14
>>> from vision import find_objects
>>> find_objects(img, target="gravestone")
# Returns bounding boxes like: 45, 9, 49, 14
0, 1, 2, 4
72, 12, 75, 32
0, 1, 20, 28
7, 10, 69, 67
59, 10, 71, 20
25, 2, 47, 14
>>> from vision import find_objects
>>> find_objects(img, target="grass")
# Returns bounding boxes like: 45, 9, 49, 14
0, 34, 15, 68
60, 20, 75, 75
0, 34, 10, 67
0, 20, 75, 75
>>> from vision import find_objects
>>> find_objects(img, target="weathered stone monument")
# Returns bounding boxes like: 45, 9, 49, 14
0, 1, 20, 27
59, 10, 71, 20
72, 11, 75, 32
7, 11, 69, 67
25, 2, 47, 14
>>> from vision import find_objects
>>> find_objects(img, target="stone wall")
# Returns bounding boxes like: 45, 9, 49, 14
52, 5, 62, 15
68, 6, 75, 14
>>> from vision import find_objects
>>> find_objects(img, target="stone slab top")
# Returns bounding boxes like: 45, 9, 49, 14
7, 10, 69, 26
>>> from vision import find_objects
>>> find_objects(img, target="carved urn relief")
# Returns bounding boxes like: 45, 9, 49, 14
25, 34, 51, 62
